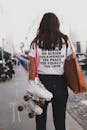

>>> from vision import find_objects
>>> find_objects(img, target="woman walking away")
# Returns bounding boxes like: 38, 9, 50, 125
28, 12, 75, 130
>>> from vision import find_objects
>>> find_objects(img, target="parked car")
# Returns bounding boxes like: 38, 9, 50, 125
0, 60, 14, 81
5, 60, 15, 76
76, 53, 87, 70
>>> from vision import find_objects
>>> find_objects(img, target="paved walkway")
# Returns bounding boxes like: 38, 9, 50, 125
19, 65, 84, 130
0, 64, 84, 130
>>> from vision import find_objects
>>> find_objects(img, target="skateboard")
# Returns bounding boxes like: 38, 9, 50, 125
17, 78, 53, 118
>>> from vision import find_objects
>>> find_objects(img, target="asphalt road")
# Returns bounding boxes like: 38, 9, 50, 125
0, 65, 36, 130
0, 65, 86, 130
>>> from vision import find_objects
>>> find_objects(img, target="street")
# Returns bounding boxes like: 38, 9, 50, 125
0, 65, 87, 130
0, 65, 36, 130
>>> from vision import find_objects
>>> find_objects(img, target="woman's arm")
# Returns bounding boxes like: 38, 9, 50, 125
28, 56, 36, 80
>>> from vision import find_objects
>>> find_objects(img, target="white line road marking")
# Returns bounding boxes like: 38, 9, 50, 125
9, 102, 22, 123
17, 110, 21, 123
9, 102, 16, 123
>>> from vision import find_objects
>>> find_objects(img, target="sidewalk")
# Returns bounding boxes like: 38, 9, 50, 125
66, 112, 84, 130
46, 102, 84, 130
15, 65, 84, 130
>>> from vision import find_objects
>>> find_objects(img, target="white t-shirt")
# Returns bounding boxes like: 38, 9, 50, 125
29, 42, 75, 75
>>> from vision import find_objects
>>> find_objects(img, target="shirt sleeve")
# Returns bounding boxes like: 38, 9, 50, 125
28, 44, 36, 57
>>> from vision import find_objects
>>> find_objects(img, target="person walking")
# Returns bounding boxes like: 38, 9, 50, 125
28, 12, 74, 130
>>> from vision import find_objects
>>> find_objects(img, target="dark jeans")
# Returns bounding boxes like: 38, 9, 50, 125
36, 74, 68, 130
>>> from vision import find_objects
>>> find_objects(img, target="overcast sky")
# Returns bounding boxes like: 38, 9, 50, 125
0, 0, 87, 51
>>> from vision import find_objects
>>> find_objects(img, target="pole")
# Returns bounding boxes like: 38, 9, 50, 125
2, 38, 4, 67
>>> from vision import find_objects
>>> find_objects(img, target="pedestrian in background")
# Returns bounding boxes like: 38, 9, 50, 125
28, 12, 74, 130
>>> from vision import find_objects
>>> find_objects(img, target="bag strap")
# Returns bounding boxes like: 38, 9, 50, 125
35, 45, 39, 77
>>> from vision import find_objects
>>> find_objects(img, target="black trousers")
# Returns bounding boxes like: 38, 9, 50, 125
36, 74, 68, 130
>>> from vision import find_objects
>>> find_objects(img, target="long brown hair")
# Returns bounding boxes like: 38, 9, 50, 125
31, 12, 68, 50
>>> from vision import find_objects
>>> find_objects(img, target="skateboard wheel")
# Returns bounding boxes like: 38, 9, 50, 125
17, 106, 23, 111
28, 112, 34, 118
24, 95, 30, 101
